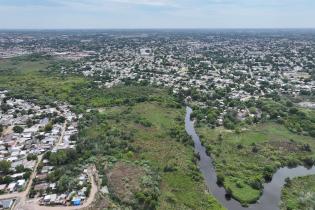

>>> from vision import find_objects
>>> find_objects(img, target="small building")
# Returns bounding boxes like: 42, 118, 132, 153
0, 199, 14, 209
36, 173, 48, 181
49, 183, 56, 190
34, 183, 49, 191
0, 184, 7, 192
7, 183, 16, 193
71, 197, 81, 206
17, 179, 26, 188
44, 194, 57, 204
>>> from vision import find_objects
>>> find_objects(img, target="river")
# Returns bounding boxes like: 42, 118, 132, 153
185, 107, 315, 210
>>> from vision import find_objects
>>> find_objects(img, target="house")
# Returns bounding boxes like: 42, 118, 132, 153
0, 199, 14, 209
0, 184, 6, 192
7, 183, 16, 193
10, 173, 25, 179
78, 187, 87, 199
36, 173, 48, 181
49, 183, 56, 190
17, 179, 26, 188
41, 166, 53, 174
55, 194, 67, 205
34, 183, 49, 191
71, 197, 81, 206
43, 194, 57, 204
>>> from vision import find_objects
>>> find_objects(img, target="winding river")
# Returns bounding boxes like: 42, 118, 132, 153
185, 107, 315, 210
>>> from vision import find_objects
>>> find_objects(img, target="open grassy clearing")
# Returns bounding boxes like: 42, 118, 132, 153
0, 56, 87, 105
197, 122, 315, 205
281, 175, 315, 210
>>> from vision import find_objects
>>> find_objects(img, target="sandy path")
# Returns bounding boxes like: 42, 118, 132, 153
0, 154, 43, 201
19, 167, 98, 210
1, 121, 98, 210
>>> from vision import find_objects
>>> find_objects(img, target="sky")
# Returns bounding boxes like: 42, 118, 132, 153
0, 0, 314, 29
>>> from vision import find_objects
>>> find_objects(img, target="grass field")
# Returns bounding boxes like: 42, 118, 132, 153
281, 175, 315, 210
197, 122, 315, 205
0, 56, 224, 210
0, 56, 88, 106
99, 102, 225, 210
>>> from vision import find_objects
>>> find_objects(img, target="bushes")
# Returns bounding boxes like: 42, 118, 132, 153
27, 154, 38, 161
135, 190, 159, 210
164, 192, 177, 203
303, 157, 315, 167
163, 165, 177, 173
13, 125, 24, 133
47, 149, 78, 166
217, 174, 225, 185
249, 178, 263, 190
0, 160, 11, 174
44, 122, 53, 132
263, 165, 276, 181
134, 117, 152, 127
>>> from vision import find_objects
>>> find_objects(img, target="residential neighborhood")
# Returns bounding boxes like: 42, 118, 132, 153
0, 90, 86, 209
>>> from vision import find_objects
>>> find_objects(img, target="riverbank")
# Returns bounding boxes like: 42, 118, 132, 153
185, 107, 315, 210
281, 175, 315, 210
197, 121, 315, 205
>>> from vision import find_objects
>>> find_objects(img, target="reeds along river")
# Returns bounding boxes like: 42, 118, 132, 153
185, 106, 315, 210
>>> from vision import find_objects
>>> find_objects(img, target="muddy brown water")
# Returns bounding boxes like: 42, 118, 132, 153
185, 107, 315, 210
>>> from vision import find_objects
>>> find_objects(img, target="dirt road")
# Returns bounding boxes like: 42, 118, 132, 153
1, 121, 98, 210
0, 154, 43, 201
18, 167, 98, 210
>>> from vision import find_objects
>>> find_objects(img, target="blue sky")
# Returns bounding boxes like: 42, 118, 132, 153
0, 0, 314, 29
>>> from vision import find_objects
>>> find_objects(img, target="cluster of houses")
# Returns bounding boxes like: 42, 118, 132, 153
33, 163, 90, 207
0, 90, 78, 197
2, 31, 315, 128
45, 31, 314, 126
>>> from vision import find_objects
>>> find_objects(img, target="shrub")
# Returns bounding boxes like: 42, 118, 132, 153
13, 125, 24, 133
217, 174, 225, 186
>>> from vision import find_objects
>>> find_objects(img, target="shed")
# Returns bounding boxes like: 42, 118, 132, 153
71, 197, 81, 206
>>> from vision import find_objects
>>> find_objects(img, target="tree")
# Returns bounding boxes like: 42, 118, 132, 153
0, 160, 11, 174
13, 126, 24, 134
27, 154, 38, 161
44, 122, 53, 132
0, 124, 3, 134
15, 164, 25, 173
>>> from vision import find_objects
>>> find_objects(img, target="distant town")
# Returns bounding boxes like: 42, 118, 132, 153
1, 30, 314, 126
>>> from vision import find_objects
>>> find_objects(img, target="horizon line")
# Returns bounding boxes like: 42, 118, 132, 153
1, 27, 315, 31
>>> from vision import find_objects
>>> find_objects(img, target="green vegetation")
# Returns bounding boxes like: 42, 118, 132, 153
0, 55, 224, 210
197, 122, 315, 205
0, 124, 3, 135
281, 175, 315, 210
13, 125, 24, 133
0, 55, 88, 108
192, 97, 315, 138
80, 102, 223, 210
0, 160, 11, 174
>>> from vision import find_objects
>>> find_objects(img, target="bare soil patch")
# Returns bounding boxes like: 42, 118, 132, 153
106, 162, 145, 204
268, 140, 300, 152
